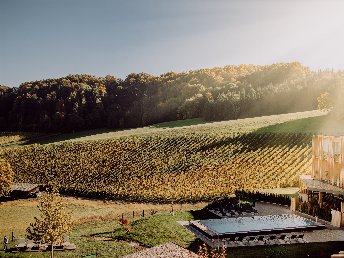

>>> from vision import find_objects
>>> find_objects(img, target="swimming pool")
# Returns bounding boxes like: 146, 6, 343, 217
190, 214, 325, 239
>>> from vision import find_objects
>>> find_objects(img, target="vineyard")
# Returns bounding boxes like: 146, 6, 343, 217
0, 131, 312, 202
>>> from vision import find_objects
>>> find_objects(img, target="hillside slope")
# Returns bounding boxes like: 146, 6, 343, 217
0, 111, 320, 202
35, 110, 324, 144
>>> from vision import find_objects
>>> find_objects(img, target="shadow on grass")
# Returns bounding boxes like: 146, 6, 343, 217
199, 132, 312, 154
24, 128, 118, 145
21, 118, 206, 145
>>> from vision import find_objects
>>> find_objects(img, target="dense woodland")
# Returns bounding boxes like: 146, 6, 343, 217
1, 62, 343, 132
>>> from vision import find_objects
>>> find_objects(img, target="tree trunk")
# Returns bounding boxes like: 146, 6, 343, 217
51, 244, 54, 258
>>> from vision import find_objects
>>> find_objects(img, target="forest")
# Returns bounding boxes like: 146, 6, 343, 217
0, 62, 343, 132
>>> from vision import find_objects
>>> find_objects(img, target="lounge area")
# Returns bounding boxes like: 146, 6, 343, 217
206, 196, 258, 218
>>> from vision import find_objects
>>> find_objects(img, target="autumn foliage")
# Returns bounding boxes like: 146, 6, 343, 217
26, 190, 73, 244
0, 159, 14, 197
1, 132, 312, 202
1, 62, 340, 132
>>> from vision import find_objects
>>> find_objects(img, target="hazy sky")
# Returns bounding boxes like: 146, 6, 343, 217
1, 0, 344, 87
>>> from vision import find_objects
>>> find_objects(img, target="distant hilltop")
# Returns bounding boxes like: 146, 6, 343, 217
0, 62, 343, 133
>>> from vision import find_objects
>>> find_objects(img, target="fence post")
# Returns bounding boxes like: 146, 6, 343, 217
133, 211, 135, 218
142, 210, 144, 217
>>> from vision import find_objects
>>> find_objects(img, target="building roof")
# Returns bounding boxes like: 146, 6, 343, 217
12, 183, 40, 192
123, 243, 199, 258
301, 178, 344, 195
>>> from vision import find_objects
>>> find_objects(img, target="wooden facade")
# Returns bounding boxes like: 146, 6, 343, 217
312, 135, 344, 188
299, 135, 344, 227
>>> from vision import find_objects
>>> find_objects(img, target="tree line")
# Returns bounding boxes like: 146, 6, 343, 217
1, 62, 343, 132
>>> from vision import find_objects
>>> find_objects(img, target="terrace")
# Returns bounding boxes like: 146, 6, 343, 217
187, 214, 325, 248
180, 200, 344, 249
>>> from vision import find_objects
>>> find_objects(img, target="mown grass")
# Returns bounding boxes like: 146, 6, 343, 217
16, 110, 322, 145
255, 114, 344, 135
151, 118, 206, 128
0, 132, 45, 146
110, 212, 196, 248
0, 198, 207, 258
26, 129, 115, 145
92, 209, 344, 258
23, 118, 205, 145
257, 187, 299, 198
1, 198, 343, 258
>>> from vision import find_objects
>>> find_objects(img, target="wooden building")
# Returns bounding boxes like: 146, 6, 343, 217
298, 135, 344, 227
311, 135, 344, 187
11, 183, 40, 198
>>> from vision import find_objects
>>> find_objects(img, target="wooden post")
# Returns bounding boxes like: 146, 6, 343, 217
133, 211, 135, 218
142, 210, 144, 217
319, 192, 323, 208
290, 197, 298, 212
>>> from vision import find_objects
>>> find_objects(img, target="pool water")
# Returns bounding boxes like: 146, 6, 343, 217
199, 214, 321, 234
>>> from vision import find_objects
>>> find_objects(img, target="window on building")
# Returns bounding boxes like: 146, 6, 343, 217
322, 138, 330, 153
334, 140, 341, 154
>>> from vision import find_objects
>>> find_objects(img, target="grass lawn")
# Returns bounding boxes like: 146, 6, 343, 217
25, 129, 115, 145
151, 118, 206, 128
0, 197, 207, 258
92, 209, 344, 258
255, 114, 344, 135
1, 196, 343, 258
20, 118, 206, 146
257, 187, 299, 198
109, 212, 196, 248
11, 110, 322, 145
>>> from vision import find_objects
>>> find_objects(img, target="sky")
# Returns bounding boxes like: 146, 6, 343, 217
1, 0, 344, 87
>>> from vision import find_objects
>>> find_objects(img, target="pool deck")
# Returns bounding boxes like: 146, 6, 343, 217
180, 202, 344, 248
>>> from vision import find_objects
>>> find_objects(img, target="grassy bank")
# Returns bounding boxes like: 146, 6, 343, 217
0, 198, 207, 258
255, 113, 344, 135
1, 197, 343, 258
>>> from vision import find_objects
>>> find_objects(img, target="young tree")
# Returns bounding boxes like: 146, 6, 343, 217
0, 159, 14, 197
317, 91, 332, 111
26, 189, 72, 258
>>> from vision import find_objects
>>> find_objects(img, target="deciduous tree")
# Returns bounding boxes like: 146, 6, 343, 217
317, 91, 332, 111
0, 159, 14, 197
26, 189, 72, 258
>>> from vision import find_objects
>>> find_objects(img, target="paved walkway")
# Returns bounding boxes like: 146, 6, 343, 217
254, 202, 292, 216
